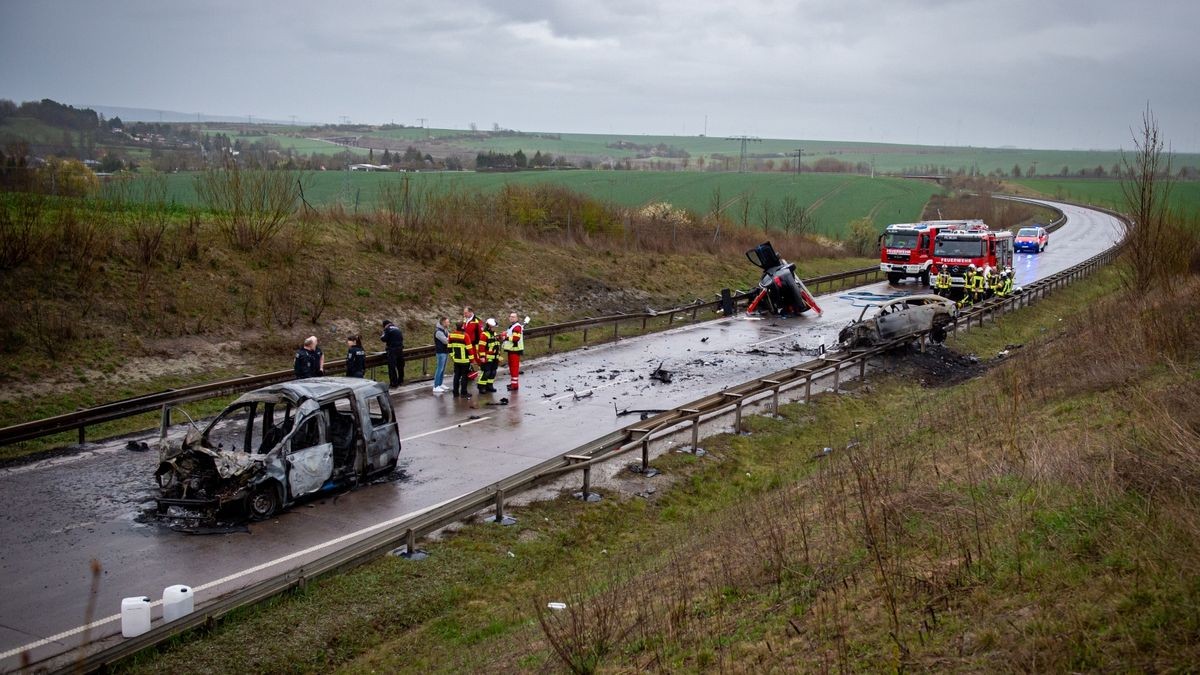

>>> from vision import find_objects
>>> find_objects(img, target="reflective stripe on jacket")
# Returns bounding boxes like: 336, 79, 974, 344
448, 330, 471, 364
502, 322, 524, 352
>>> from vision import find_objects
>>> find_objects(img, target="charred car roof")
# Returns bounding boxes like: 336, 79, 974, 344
230, 377, 388, 405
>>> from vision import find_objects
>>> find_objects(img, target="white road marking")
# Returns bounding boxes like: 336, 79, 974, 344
0, 495, 459, 662
400, 416, 491, 442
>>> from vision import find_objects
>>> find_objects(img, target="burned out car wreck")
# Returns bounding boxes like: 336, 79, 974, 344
156, 378, 401, 521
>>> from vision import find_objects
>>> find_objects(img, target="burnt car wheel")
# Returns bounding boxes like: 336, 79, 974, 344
248, 483, 281, 520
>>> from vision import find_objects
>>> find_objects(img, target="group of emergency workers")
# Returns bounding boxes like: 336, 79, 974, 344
445, 307, 524, 399
932, 264, 1016, 307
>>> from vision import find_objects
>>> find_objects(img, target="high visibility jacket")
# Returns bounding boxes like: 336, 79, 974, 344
502, 322, 524, 352
968, 272, 984, 293
935, 272, 951, 290
1002, 277, 1014, 295
480, 329, 500, 362
963, 271, 976, 290
448, 330, 471, 364
462, 316, 482, 361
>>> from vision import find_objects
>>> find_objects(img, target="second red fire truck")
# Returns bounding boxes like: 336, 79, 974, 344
930, 223, 1015, 295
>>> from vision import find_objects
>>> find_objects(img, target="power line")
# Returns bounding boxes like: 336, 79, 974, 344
793, 147, 804, 176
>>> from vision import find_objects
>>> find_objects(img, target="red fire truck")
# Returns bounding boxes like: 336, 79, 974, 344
880, 220, 983, 285
931, 223, 1015, 294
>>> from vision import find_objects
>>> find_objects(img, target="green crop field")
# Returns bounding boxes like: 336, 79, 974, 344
153, 170, 940, 238
1012, 178, 1200, 216
348, 128, 1200, 176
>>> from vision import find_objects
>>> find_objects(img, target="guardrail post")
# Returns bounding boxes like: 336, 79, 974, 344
486, 488, 516, 526
399, 528, 427, 560
859, 354, 868, 380
78, 425, 85, 445
641, 316, 647, 331
583, 327, 589, 343
613, 321, 619, 340
421, 357, 428, 378
805, 375, 812, 404
548, 331, 555, 353
641, 438, 654, 474
832, 362, 840, 393
160, 405, 171, 439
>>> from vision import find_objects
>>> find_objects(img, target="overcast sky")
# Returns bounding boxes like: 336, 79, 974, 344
2, 0, 1197, 151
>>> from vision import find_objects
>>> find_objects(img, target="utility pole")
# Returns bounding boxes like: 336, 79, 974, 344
725, 135, 761, 173
793, 148, 804, 176
416, 117, 427, 128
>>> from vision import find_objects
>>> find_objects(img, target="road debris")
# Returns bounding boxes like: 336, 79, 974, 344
649, 361, 673, 384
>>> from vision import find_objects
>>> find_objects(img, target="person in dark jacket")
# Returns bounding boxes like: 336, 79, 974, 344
345, 335, 366, 379
381, 320, 405, 387
294, 336, 323, 379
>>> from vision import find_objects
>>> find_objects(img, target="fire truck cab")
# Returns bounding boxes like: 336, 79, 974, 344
880, 220, 983, 285
931, 224, 1015, 293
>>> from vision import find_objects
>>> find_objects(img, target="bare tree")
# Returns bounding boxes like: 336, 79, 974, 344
778, 195, 811, 236
1119, 105, 1179, 291
756, 197, 773, 234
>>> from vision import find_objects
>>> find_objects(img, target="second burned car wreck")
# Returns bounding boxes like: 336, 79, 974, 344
155, 378, 401, 522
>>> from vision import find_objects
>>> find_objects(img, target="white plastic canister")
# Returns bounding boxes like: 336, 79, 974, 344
120, 596, 151, 638
162, 585, 194, 622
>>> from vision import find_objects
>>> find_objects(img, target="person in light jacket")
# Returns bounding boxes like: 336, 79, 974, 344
432, 317, 450, 393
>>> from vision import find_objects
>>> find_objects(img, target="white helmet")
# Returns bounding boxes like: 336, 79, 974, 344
968, 263, 976, 270
485, 318, 497, 327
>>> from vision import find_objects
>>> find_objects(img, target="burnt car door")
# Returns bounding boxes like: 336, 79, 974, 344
284, 409, 333, 498
363, 391, 399, 474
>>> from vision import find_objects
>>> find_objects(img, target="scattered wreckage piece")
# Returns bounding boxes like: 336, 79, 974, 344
837, 294, 957, 349
155, 377, 401, 523
745, 241, 823, 317
649, 361, 674, 384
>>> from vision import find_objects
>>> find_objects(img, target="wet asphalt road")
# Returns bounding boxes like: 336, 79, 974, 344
0, 199, 1122, 665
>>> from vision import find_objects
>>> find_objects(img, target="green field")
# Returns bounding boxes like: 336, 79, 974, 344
155, 170, 940, 237
349, 128, 1200, 176
1012, 178, 1200, 217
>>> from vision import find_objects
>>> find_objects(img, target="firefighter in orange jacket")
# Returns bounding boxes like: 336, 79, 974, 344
448, 322, 472, 398
502, 312, 525, 391
460, 306, 483, 385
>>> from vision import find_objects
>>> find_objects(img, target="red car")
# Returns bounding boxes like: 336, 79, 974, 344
1015, 226, 1048, 253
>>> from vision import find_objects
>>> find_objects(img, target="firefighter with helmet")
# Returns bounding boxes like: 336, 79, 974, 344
959, 264, 978, 307
477, 318, 501, 394
934, 265, 952, 297
968, 264, 985, 304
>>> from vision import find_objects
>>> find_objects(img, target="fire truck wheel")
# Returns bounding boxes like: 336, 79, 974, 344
887, 272, 903, 285
919, 270, 931, 286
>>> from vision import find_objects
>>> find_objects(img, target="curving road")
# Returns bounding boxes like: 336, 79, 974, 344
0, 198, 1123, 667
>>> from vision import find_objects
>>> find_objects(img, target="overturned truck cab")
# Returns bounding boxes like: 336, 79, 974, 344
155, 377, 401, 521
745, 241, 823, 316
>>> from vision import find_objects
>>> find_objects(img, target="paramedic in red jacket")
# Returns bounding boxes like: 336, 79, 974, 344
503, 312, 524, 391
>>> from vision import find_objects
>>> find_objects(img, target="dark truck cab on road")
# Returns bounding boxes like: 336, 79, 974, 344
155, 377, 401, 521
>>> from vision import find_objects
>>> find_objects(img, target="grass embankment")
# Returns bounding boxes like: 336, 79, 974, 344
0, 184, 875, 462
118, 260, 1200, 673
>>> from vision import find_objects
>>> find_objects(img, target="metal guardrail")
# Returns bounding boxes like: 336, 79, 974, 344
51, 227, 1124, 674
0, 265, 885, 448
